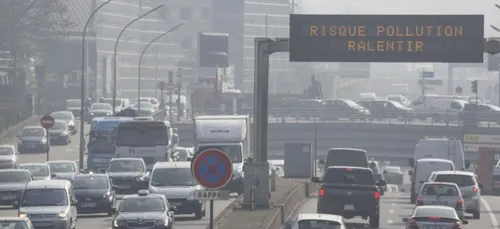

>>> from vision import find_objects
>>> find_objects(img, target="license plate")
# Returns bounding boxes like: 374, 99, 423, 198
117, 185, 131, 189
1, 195, 16, 200
424, 226, 447, 229
344, 205, 354, 210
431, 201, 448, 205
81, 202, 96, 208
26, 145, 35, 148
34, 222, 51, 227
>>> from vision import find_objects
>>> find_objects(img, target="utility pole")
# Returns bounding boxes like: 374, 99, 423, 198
176, 69, 182, 121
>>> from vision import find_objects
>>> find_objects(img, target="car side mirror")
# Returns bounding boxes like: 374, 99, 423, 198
283, 221, 293, 229
408, 170, 413, 176
401, 218, 409, 222
311, 177, 321, 183
465, 160, 470, 169
479, 183, 484, 189
111, 207, 117, 214
71, 200, 78, 206
462, 220, 468, 225
383, 170, 388, 174
318, 159, 325, 165
112, 185, 118, 190
408, 158, 415, 167
419, 180, 425, 184
169, 206, 177, 212
172, 134, 179, 145
377, 180, 387, 186
51, 174, 57, 179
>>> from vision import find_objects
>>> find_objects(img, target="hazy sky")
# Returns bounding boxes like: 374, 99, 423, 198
298, 0, 500, 37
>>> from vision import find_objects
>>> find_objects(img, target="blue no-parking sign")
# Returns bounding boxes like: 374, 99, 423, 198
191, 148, 233, 189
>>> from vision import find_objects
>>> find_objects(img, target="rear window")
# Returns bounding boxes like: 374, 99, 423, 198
297, 219, 342, 229
326, 149, 368, 168
421, 184, 459, 196
433, 174, 475, 187
323, 168, 374, 185
413, 207, 457, 219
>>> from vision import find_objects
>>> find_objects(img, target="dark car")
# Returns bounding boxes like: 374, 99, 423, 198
17, 126, 48, 154
48, 120, 71, 145
108, 158, 150, 194
0, 169, 33, 207
73, 172, 116, 216
321, 99, 370, 121
357, 100, 413, 121
112, 190, 176, 229
131, 102, 155, 117
47, 160, 78, 181
65, 99, 81, 118
87, 103, 113, 123
51, 111, 77, 135
312, 166, 386, 228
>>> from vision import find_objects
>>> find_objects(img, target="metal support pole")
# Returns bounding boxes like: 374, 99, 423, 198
155, 52, 159, 98
209, 200, 214, 229
112, 5, 164, 114
168, 91, 173, 122
498, 71, 500, 106
80, 0, 112, 169
270, 169, 276, 191
176, 81, 181, 121
253, 39, 270, 163
250, 186, 256, 210
214, 67, 219, 104
46, 129, 50, 161
313, 118, 318, 177
448, 64, 453, 95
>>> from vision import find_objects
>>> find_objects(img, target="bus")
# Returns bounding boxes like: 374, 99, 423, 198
87, 117, 132, 170
114, 120, 176, 169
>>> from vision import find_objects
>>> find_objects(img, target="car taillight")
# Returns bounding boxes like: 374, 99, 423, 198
452, 221, 463, 229
373, 191, 380, 199
408, 219, 419, 229
319, 188, 325, 198
416, 196, 424, 206
472, 187, 478, 193
428, 216, 441, 220
456, 199, 463, 208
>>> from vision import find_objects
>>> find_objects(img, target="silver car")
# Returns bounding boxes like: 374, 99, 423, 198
47, 160, 78, 181
284, 213, 348, 229
0, 217, 35, 229
0, 145, 20, 169
402, 206, 468, 229
383, 166, 403, 185
431, 171, 482, 219
417, 182, 465, 219
18, 163, 55, 180
0, 169, 33, 207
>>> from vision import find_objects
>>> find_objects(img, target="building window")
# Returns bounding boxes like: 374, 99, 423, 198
200, 8, 209, 20
180, 7, 191, 20
180, 37, 192, 49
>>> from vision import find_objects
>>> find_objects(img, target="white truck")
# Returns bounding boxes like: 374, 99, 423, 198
193, 115, 250, 194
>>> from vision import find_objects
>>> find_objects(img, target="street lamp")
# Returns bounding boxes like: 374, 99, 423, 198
79, 0, 112, 169
137, 23, 184, 111
112, 4, 164, 114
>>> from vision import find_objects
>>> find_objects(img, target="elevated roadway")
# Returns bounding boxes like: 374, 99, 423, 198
0, 123, 234, 229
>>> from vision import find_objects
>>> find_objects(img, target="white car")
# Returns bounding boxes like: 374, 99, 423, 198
137, 97, 160, 110
284, 213, 347, 229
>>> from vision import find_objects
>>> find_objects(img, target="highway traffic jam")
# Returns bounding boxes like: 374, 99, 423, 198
0, 99, 499, 229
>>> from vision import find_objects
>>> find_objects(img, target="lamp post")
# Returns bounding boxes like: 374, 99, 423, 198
79, 0, 112, 169
112, 4, 164, 114
137, 23, 184, 111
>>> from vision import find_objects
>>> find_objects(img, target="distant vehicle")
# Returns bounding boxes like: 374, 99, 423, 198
463, 103, 500, 124
402, 206, 468, 229
107, 158, 150, 194
17, 126, 48, 154
312, 166, 386, 228
410, 137, 468, 171
416, 181, 465, 220
51, 111, 77, 135
0, 169, 33, 207
18, 163, 56, 181
319, 148, 369, 170
131, 102, 156, 116
49, 120, 71, 145
171, 147, 193, 161
133, 116, 154, 121
87, 103, 113, 123
18, 180, 77, 229
0, 145, 20, 169
410, 158, 455, 204
73, 171, 115, 216
111, 190, 176, 229
284, 213, 347, 229
47, 160, 78, 181
65, 99, 81, 118
148, 162, 205, 219
321, 99, 370, 121
430, 171, 483, 219
0, 217, 35, 229
87, 117, 133, 170
357, 100, 413, 121
387, 94, 410, 106
137, 97, 160, 110
101, 98, 128, 114
383, 166, 403, 185
410, 97, 468, 122
369, 161, 387, 194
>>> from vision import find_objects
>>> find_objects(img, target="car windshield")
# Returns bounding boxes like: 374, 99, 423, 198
73, 176, 109, 189
48, 162, 76, 173
0, 146, 13, 155
119, 197, 165, 212
389, 100, 406, 108
108, 160, 144, 172
421, 184, 459, 196
0, 221, 29, 229
323, 168, 374, 185
0, 171, 31, 183
21, 189, 68, 206
66, 100, 80, 107
433, 174, 475, 187
150, 168, 197, 186
52, 122, 67, 130
297, 219, 342, 229
413, 207, 457, 219
22, 128, 44, 137
91, 103, 112, 110
384, 166, 401, 173
52, 112, 72, 120
18, 165, 49, 176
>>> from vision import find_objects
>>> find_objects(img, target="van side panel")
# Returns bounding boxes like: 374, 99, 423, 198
414, 139, 465, 170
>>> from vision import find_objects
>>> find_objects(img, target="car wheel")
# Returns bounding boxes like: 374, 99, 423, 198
473, 210, 480, 219
369, 214, 380, 228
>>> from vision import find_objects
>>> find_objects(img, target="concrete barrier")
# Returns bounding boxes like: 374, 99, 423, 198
0, 116, 40, 144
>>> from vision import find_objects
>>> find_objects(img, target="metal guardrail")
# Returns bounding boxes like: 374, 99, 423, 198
170, 108, 500, 127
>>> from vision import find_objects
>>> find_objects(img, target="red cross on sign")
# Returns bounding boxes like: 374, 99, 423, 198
191, 148, 233, 189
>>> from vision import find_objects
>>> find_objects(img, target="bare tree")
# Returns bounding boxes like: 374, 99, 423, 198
0, 0, 72, 54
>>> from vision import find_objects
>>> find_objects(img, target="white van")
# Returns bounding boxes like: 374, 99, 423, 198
410, 158, 455, 203
409, 137, 469, 171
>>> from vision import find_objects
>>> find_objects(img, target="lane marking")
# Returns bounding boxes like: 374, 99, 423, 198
481, 197, 500, 229
389, 209, 394, 214
387, 220, 393, 224
392, 203, 396, 206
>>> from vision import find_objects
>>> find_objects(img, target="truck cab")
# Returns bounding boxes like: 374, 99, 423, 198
193, 115, 250, 194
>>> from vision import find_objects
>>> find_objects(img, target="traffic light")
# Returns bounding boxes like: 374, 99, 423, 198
471, 80, 478, 94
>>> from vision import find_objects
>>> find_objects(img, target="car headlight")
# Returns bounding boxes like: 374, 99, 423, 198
68, 121, 74, 126
113, 220, 126, 227
155, 219, 168, 226
102, 192, 111, 199
58, 211, 67, 218
41, 138, 47, 143
18, 212, 27, 218
61, 132, 68, 136
136, 176, 145, 181
107, 112, 112, 115
90, 113, 94, 115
